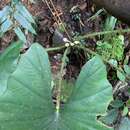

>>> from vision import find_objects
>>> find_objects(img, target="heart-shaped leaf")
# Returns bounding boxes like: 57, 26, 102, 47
0, 41, 23, 95
0, 43, 54, 130
0, 43, 113, 130
61, 56, 113, 130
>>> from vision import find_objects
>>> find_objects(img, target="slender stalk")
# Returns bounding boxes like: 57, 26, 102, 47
77, 29, 130, 40
56, 47, 69, 112
46, 45, 66, 52
46, 29, 130, 52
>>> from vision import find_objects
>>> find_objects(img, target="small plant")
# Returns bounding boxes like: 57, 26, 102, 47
96, 16, 124, 61
96, 34, 124, 61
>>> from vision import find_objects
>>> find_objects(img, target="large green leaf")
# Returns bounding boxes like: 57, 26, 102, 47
61, 56, 113, 130
0, 43, 55, 130
0, 41, 23, 95
0, 43, 113, 130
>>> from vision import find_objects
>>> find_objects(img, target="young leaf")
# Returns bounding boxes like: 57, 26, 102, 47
0, 44, 113, 130
104, 16, 117, 31
14, 11, 36, 34
14, 27, 26, 43
0, 41, 23, 95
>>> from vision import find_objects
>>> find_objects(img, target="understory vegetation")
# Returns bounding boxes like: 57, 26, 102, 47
0, 0, 130, 130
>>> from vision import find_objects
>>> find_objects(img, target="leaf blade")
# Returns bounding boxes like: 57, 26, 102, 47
0, 47, 113, 130
61, 56, 113, 130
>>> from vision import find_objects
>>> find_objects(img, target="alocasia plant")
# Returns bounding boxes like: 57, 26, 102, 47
0, 43, 113, 130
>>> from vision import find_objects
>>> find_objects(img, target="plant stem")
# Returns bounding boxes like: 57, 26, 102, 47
56, 47, 69, 112
46, 45, 66, 52
46, 29, 130, 52
76, 29, 130, 40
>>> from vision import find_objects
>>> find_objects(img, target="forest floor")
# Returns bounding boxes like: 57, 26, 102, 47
1, 1, 130, 125
0, 0, 100, 79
